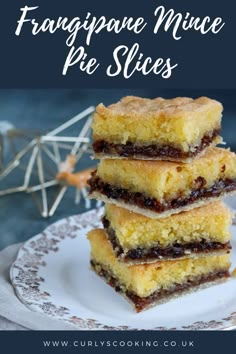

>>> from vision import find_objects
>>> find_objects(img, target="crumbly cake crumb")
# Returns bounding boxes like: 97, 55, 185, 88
93, 96, 223, 160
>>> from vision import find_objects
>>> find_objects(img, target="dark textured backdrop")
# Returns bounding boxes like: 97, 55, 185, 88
0, 89, 235, 249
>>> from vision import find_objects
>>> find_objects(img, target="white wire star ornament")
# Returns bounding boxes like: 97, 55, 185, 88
0, 106, 100, 217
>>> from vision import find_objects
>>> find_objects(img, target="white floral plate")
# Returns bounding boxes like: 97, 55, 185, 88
10, 208, 236, 330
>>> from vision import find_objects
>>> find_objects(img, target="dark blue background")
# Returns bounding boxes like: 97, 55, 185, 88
0, 0, 236, 88
0, 89, 235, 250
0, 0, 236, 347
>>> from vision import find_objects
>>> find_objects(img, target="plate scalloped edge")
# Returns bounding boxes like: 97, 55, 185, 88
10, 208, 236, 331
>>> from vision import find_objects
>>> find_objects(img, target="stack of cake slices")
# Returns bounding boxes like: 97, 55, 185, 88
87, 96, 236, 312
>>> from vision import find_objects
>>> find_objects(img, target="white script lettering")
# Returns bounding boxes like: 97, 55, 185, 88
62, 46, 100, 75
106, 43, 178, 79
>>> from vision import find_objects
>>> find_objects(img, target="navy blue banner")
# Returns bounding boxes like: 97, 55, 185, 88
0, 330, 232, 354
0, 0, 235, 88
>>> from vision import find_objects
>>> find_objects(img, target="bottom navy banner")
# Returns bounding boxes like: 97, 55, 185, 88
0, 330, 231, 354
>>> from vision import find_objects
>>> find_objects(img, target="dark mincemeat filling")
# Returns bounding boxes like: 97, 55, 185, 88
88, 174, 236, 213
93, 129, 220, 158
102, 217, 231, 261
90, 260, 229, 312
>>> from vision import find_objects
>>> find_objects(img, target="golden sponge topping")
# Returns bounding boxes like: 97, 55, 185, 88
96, 147, 236, 201
105, 202, 233, 249
93, 96, 222, 149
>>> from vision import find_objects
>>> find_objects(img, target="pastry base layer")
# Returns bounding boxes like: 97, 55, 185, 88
91, 260, 230, 312
88, 175, 236, 218
103, 217, 231, 264
93, 130, 220, 163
